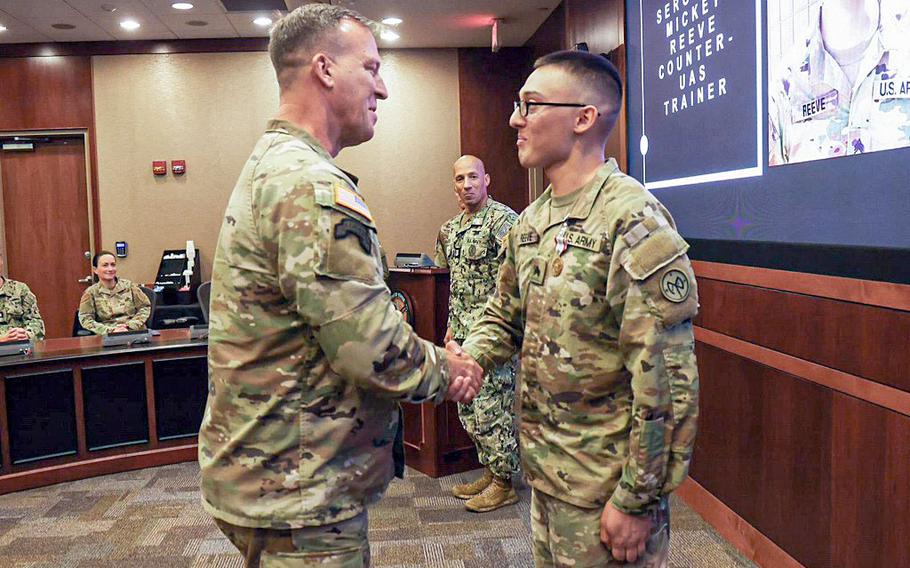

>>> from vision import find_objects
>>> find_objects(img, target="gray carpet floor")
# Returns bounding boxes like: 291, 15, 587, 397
0, 462, 756, 567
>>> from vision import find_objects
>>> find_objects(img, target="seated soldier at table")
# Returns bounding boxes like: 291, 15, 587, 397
78, 251, 151, 335
0, 253, 45, 342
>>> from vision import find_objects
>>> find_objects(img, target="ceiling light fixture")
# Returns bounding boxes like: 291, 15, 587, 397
0, 25, 7, 32
186, 20, 208, 27
380, 29, 399, 41
172, 2, 194, 9
381, 17, 402, 26
120, 19, 141, 31
253, 16, 272, 27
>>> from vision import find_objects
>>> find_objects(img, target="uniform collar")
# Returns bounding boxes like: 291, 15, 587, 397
265, 119, 360, 186
457, 198, 494, 233
805, 8, 886, 101
541, 159, 618, 231
98, 278, 128, 295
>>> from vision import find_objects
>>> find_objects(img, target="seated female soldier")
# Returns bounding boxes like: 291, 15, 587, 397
78, 251, 151, 335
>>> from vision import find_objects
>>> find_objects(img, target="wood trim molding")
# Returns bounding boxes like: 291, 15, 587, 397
0, 38, 269, 58
676, 477, 804, 568
0, 443, 197, 495
692, 261, 910, 311
695, 327, 910, 417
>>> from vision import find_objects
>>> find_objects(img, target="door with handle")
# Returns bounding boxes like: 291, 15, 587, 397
1, 134, 95, 338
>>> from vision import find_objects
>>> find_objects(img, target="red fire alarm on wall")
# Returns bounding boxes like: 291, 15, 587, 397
172, 160, 186, 175
152, 161, 167, 176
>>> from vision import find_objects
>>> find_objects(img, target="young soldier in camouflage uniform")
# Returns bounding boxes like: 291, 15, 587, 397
78, 251, 151, 335
455, 51, 699, 567
0, 254, 44, 341
199, 6, 482, 567
434, 155, 520, 512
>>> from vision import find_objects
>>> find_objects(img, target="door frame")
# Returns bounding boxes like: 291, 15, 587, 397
0, 128, 98, 265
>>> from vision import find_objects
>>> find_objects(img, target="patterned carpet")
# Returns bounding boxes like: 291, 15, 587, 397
0, 462, 755, 567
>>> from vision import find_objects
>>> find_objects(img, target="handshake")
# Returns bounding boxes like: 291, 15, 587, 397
443, 340, 483, 403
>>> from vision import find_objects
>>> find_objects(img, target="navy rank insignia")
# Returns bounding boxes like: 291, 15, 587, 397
660, 269, 690, 303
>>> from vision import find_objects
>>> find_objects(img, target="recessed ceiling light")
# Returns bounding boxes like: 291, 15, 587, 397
172, 2, 194, 9
101, 4, 117, 13
381, 17, 402, 26
120, 19, 141, 31
52, 23, 76, 30
253, 16, 272, 27
186, 20, 208, 27
0, 25, 7, 32
380, 29, 399, 41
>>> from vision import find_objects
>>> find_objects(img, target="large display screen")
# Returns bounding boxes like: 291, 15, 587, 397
625, 0, 910, 283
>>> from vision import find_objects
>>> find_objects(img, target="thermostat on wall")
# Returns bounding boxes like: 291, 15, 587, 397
115, 241, 128, 258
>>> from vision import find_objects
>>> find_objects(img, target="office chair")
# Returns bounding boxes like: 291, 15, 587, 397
139, 285, 157, 328
197, 281, 211, 324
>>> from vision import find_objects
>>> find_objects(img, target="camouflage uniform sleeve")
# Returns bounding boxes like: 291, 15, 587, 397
78, 288, 112, 335
491, 209, 519, 248
19, 285, 45, 340
607, 206, 700, 515
460, 230, 523, 371
124, 284, 151, 330
259, 171, 449, 403
433, 227, 448, 268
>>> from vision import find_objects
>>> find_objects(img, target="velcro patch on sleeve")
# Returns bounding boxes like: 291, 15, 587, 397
622, 228, 689, 281
334, 184, 373, 222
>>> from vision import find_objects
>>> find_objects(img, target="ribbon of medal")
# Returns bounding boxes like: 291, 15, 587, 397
554, 222, 569, 256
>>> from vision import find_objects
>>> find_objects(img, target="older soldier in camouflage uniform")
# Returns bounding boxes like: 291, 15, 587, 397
78, 251, 150, 335
770, 0, 910, 165
455, 51, 699, 567
0, 254, 44, 341
199, 6, 482, 568
434, 155, 520, 512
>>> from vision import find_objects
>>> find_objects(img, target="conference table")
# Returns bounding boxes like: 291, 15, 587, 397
0, 275, 480, 495
0, 329, 207, 495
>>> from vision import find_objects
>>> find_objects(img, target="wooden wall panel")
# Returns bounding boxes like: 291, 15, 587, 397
0, 57, 94, 130
692, 343, 832, 568
526, 3, 567, 60
695, 278, 910, 392
457, 47, 533, 213
831, 392, 910, 568
565, 0, 625, 55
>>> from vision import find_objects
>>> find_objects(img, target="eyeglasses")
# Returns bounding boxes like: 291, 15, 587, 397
513, 100, 601, 117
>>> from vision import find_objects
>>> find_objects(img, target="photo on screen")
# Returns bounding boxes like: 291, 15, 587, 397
768, 0, 910, 166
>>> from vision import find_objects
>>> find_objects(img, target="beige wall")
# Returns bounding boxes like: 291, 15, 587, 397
92, 49, 461, 284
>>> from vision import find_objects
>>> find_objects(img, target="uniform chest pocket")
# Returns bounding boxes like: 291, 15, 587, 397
462, 233, 488, 261
0, 299, 23, 321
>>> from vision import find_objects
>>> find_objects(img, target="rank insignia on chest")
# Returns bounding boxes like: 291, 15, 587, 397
519, 231, 539, 246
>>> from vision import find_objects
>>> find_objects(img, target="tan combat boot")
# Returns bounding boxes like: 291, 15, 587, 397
464, 476, 518, 512
451, 467, 493, 500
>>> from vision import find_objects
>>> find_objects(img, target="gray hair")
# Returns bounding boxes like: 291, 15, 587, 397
269, 4, 375, 88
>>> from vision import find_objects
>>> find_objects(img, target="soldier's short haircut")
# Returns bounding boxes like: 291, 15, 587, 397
534, 50, 623, 127
269, 4, 375, 89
